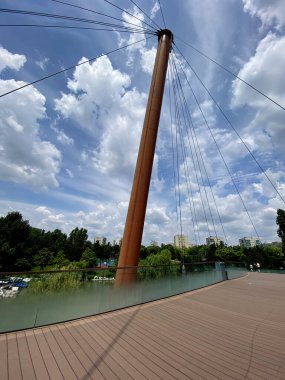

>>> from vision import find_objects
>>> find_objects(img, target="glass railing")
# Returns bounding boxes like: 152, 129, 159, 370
0, 261, 245, 333
259, 268, 285, 274
225, 262, 248, 279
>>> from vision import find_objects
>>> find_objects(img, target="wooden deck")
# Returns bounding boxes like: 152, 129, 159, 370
1, 272, 285, 380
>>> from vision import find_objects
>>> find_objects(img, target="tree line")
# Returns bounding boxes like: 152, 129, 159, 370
0, 210, 284, 272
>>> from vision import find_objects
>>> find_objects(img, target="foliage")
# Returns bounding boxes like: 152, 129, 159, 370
277, 209, 285, 253
138, 249, 180, 280
0, 210, 284, 273
27, 272, 82, 293
66, 227, 88, 261
80, 247, 97, 268
0, 212, 31, 270
33, 248, 54, 269
52, 250, 70, 268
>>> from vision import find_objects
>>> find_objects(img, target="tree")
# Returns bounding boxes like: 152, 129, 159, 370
67, 228, 88, 261
277, 209, 285, 253
0, 211, 31, 270
80, 247, 97, 268
93, 241, 104, 265
52, 250, 70, 268
33, 248, 54, 269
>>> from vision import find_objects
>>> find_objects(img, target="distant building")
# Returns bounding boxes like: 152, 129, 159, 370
95, 236, 107, 245
150, 240, 158, 246
174, 235, 189, 248
112, 239, 122, 246
206, 236, 224, 246
239, 237, 261, 248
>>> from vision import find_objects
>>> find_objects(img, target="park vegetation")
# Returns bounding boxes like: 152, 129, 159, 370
0, 210, 284, 275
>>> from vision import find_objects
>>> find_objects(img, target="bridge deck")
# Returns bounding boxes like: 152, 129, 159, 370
1, 272, 285, 380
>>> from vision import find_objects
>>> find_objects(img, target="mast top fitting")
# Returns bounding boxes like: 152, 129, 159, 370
156, 29, 174, 44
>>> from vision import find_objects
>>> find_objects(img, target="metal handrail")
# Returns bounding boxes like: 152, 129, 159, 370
0, 261, 224, 276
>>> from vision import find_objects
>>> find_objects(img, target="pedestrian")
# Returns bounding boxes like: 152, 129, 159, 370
249, 264, 253, 271
256, 262, 260, 272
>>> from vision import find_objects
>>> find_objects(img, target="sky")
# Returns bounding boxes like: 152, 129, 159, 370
0, 0, 285, 246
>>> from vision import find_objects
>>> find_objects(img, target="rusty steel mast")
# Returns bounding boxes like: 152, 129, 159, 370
116, 29, 173, 285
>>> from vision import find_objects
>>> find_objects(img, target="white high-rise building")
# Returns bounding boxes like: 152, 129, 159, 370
206, 236, 224, 246
174, 235, 189, 248
95, 236, 107, 245
239, 237, 261, 248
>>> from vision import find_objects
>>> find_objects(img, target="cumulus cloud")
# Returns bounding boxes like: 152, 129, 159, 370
55, 55, 147, 180
140, 46, 156, 74
243, 0, 285, 29
0, 79, 61, 189
0, 46, 26, 73
55, 56, 131, 129
117, 6, 157, 75
232, 32, 285, 150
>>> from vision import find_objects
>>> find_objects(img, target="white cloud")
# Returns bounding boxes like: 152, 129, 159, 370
243, 0, 285, 29
56, 129, 74, 145
140, 46, 156, 74
35, 57, 49, 71
55, 56, 131, 130
55, 55, 147, 180
0, 46, 26, 73
65, 168, 74, 178
232, 32, 285, 151
0, 78, 61, 189
150, 2, 160, 19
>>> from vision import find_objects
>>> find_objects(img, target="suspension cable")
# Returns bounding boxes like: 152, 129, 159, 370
170, 56, 212, 241
173, 47, 261, 240
0, 24, 154, 34
174, 44, 285, 205
0, 36, 153, 98
0, 8, 151, 34
168, 66, 200, 245
128, 0, 162, 30
176, 36, 285, 112
102, 0, 158, 32
50, 0, 153, 33
158, 0, 166, 29
173, 55, 228, 245
171, 56, 214, 240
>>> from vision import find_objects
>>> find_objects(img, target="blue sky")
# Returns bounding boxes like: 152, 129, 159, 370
0, 0, 285, 245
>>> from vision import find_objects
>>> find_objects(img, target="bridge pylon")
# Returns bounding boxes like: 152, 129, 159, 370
116, 29, 173, 285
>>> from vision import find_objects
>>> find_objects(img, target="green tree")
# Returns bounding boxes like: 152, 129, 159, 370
52, 250, 70, 268
67, 228, 88, 261
93, 241, 104, 265
80, 247, 97, 268
0, 211, 31, 270
277, 209, 285, 253
139, 249, 179, 279
33, 248, 54, 269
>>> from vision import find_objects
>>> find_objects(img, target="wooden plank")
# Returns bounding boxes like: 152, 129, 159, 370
16, 331, 36, 380
34, 329, 63, 380
0, 334, 8, 380
43, 327, 77, 380
73, 319, 146, 380
25, 330, 50, 380
49, 325, 86, 379
1, 273, 285, 380
93, 312, 190, 380
112, 309, 246, 380
7, 334, 22, 380
56, 324, 106, 380
68, 321, 133, 380
79, 319, 159, 380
